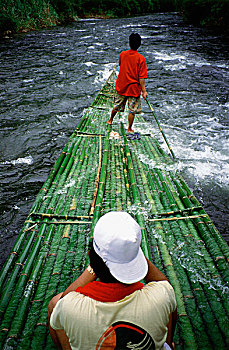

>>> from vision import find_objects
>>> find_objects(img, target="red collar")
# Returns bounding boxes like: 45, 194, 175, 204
75, 281, 143, 302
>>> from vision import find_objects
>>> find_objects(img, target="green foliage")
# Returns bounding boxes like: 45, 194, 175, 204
0, 0, 58, 35
158, 0, 176, 11
0, 11, 16, 33
0, 0, 228, 35
49, 0, 78, 21
0, 0, 158, 34
176, 0, 229, 30
76, 0, 156, 17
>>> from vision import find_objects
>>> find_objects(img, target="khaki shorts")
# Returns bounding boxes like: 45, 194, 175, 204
113, 94, 142, 114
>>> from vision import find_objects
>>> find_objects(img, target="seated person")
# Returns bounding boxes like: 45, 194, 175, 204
48, 211, 177, 349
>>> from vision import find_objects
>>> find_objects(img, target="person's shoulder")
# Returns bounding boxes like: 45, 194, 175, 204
120, 50, 129, 56
144, 281, 176, 305
61, 291, 82, 303
146, 280, 172, 286
136, 51, 146, 60
145, 280, 174, 292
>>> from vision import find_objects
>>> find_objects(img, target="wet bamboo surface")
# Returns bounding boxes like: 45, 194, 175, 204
0, 70, 228, 350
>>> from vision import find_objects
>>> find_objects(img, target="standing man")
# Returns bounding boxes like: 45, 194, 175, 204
107, 33, 148, 132
48, 211, 177, 350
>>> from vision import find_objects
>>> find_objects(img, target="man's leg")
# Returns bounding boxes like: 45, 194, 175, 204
107, 94, 126, 125
128, 112, 135, 132
107, 109, 117, 125
48, 293, 71, 350
127, 96, 142, 133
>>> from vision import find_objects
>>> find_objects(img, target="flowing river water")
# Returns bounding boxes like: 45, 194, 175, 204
0, 13, 228, 268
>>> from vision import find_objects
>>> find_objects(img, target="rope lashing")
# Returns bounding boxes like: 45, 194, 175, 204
148, 214, 208, 223
25, 219, 92, 225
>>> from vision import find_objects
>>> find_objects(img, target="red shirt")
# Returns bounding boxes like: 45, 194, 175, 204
115, 49, 147, 97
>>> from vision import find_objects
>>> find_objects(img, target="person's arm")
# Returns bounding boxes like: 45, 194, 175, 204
61, 265, 97, 298
144, 258, 168, 283
144, 258, 177, 349
166, 308, 177, 349
139, 78, 148, 100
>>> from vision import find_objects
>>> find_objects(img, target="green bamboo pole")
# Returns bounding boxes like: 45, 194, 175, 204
139, 136, 163, 163
110, 142, 117, 210
121, 123, 151, 260
169, 171, 229, 282
0, 136, 84, 316
0, 136, 96, 346
90, 126, 110, 233
0, 72, 111, 348
121, 128, 200, 350
131, 128, 229, 348
163, 171, 229, 316
150, 168, 228, 348
0, 134, 82, 289
164, 171, 229, 288
131, 154, 215, 348
134, 162, 199, 347
13, 137, 98, 348
113, 140, 123, 211
175, 172, 229, 260
146, 98, 176, 159
30, 135, 96, 305
119, 142, 131, 209
0, 140, 76, 290
124, 136, 201, 348
126, 145, 164, 270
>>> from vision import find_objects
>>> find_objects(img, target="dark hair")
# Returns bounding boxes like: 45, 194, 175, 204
129, 33, 141, 50
89, 245, 120, 283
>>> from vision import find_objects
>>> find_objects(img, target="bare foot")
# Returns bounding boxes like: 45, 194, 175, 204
128, 128, 134, 133
107, 120, 113, 125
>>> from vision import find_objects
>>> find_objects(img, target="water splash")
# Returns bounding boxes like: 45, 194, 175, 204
1, 156, 33, 166
171, 240, 229, 294
94, 64, 115, 85
128, 201, 152, 221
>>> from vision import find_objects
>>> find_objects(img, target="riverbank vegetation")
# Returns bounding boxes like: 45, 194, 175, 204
176, 0, 229, 31
0, 0, 228, 36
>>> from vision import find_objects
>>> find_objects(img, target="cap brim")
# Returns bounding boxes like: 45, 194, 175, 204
106, 247, 148, 284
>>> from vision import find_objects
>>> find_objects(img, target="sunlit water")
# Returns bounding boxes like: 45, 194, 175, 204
0, 13, 228, 268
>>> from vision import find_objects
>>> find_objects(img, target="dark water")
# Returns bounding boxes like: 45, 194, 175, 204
0, 13, 228, 269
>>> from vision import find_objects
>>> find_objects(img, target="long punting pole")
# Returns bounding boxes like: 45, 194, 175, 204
146, 98, 176, 159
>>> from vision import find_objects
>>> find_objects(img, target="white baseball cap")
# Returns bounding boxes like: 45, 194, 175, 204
93, 211, 148, 284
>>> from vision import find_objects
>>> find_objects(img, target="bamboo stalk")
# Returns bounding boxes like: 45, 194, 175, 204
0, 135, 98, 345
9, 136, 99, 347
90, 135, 102, 215
126, 136, 209, 348
131, 129, 228, 348
121, 130, 201, 349
151, 168, 228, 347
121, 123, 151, 260
169, 171, 229, 281
90, 127, 111, 233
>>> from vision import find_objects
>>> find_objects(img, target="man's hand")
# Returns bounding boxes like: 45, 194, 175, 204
142, 90, 148, 100
61, 265, 96, 299
139, 78, 148, 100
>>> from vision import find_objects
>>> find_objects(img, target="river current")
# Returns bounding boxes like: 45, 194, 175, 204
0, 13, 228, 268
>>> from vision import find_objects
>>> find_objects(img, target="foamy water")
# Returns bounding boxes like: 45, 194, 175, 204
1, 156, 34, 166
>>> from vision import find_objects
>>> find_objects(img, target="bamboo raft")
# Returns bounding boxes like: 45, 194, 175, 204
0, 70, 228, 350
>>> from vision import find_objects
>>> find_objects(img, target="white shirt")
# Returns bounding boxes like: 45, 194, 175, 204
50, 280, 176, 350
